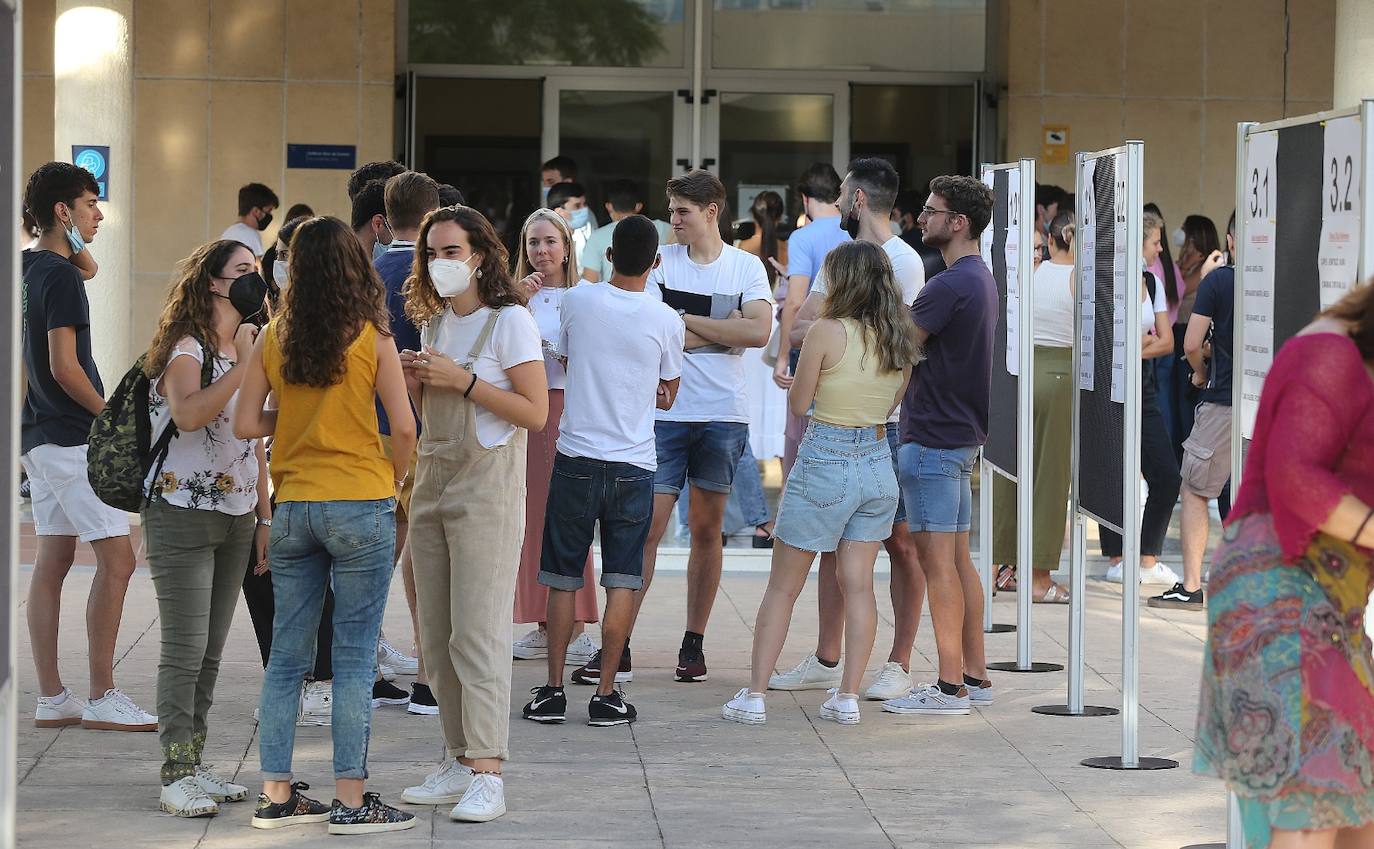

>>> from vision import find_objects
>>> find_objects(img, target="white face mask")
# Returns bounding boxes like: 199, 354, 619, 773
272, 259, 289, 290
1171, 227, 1185, 248
429, 256, 476, 298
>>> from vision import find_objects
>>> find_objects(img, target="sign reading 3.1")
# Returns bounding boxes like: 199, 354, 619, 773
72, 145, 110, 201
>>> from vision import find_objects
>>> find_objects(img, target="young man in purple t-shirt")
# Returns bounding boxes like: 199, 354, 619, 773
882, 175, 997, 718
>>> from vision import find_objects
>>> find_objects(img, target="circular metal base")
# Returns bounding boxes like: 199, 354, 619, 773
984, 623, 1016, 633
1031, 704, 1119, 717
987, 661, 1064, 673
1081, 756, 1179, 771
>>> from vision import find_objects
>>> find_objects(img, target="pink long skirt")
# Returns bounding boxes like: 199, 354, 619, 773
513, 389, 600, 625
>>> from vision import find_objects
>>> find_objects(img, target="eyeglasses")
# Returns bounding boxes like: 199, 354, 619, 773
920, 206, 964, 219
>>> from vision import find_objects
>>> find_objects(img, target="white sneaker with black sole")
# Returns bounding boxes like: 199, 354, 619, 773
819, 689, 861, 725
768, 653, 841, 691
401, 760, 475, 805
588, 690, 636, 726
721, 688, 766, 725
881, 683, 971, 716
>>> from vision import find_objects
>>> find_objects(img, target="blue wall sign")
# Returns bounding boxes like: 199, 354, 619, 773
287, 144, 357, 170
72, 145, 110, 200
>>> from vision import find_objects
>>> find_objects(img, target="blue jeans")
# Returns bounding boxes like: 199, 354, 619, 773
772, 422, 897, 552
258, 499, 396, 781
679, 437, 770, 535
898, 441, 980, 533
540, 453, 654, 591
653, 420, 748, 496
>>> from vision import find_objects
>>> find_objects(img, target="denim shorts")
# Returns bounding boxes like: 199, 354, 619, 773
898, 441, 980, 533
540, 453, 654, 591
885, 426, 906, 526
653, 420, 748, 496
772, 422, 898, 553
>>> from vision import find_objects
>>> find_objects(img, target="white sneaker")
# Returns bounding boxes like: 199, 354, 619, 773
768, 653, 842, 691
721, 687, 766, 725
881, 683, 971, 716
819, 689, 861, 725
34, 689, 84, 728
512, 628, 548, 660
450, 773, 505, 822
566, 633, 599, 664
1103, 562, 1124, 583
400, 760, 474, 805
297, 681, 331, 727
1140, 562, 1182, 586
378, 638, 419, 676
864, 662, 913, 701
160, 776, 219, 818
966, 679, 994, 707
193, 764, 248, 803
81, 688, 157, 731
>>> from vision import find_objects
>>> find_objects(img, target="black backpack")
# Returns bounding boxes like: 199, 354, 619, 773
87, 344, 215, 512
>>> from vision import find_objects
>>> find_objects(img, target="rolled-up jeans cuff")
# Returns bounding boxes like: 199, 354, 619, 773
538, 571, 585, 591
601, 573, 644, 591
335, 767, 369, 780
261, 771, 294, 782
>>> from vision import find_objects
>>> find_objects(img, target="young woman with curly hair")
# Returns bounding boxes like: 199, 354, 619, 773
141, 239, 272, 817
397, 205, 547, 823
233, 216, 418, 835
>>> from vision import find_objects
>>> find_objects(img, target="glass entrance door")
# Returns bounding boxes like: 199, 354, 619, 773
543, 78, 691, 225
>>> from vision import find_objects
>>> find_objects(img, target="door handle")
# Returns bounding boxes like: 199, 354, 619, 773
676, 158, 692, 172
700, 158, 717, 170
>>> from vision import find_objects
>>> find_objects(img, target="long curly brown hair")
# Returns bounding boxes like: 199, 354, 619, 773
1324, 279, 1374, 362
143, 240, 249, 377
404, 205, 525, 326
276, 216, 392, 387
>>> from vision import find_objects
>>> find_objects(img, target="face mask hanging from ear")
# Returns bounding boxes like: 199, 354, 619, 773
60, 205, 86, 254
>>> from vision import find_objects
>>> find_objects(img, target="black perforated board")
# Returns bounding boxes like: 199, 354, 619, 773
983, 167, 1018, 478
1076, 156, 1125, 533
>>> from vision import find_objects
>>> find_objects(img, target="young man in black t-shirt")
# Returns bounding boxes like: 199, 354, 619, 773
21, 162, 154, 731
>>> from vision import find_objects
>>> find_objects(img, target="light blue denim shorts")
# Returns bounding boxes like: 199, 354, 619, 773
898, 440, 980, 533
772, 421, 898, 553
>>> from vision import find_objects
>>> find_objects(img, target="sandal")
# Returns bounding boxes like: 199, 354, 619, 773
995, 564, 1017, 592
1032, 584, 1071, 604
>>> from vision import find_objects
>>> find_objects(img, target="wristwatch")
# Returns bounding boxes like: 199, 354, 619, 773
256, 518, 272, 528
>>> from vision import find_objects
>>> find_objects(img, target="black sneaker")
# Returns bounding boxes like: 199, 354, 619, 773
407, 682, 438, 715
570, 647, 633, 685
588, 690, 637, 727
676, 646, 708, 682
1147, 582, 1205, 610
251, 782, 331, 829
327, 792, 416, 835
372, 679, 410, 708
522, 686, 567, 723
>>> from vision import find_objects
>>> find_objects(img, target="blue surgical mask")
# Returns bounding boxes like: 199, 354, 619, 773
540, 185, 551, 207
569, 207, 590, 229
61, 206, 86, 254
373, 238, 390, 263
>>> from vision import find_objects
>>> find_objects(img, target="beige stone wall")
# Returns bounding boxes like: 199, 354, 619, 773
22, 0, 395, 351
1005, 0, 1336, 231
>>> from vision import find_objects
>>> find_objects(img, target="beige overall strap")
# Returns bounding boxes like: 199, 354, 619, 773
463, 306, 503, 365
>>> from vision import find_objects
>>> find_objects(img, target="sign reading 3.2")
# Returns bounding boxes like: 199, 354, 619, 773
1329, 154, 1354, 213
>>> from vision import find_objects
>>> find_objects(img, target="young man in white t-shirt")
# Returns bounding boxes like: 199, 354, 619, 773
572, 170, 772, 686
219, 182, 278, 258
776, 158, 928, 700
523, 216, 685, 725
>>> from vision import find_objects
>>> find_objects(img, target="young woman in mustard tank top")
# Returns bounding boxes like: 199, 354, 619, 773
724, 240, 917, 727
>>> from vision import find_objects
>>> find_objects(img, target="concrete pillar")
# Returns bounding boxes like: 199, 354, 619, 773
53, 0, 133, 381
1334, 0, 1374, 109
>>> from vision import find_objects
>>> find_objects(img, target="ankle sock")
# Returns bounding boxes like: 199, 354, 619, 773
682, 631, 704, 652
936, 679, 963, 696
963, 673, 989, 689
815, 656, 839, 668
46, 689, 69, 705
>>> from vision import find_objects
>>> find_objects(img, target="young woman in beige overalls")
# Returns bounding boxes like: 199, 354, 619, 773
396, 206, 548, 824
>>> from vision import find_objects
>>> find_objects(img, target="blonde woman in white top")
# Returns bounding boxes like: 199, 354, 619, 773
509, 210, 602, 664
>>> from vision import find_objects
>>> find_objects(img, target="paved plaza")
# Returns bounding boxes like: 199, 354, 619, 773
13, 524, 1227, 849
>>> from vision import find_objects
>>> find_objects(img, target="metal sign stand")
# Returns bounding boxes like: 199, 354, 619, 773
986, 158, 1060, 674
1079, 141, 1176, 772
977, 468, 1015, 634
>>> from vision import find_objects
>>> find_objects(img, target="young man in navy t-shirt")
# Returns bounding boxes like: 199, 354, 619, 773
21, 162, 154, 731
883, 175, 997, 718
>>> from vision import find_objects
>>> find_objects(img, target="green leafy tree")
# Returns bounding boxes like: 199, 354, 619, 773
409, 0, 668, 67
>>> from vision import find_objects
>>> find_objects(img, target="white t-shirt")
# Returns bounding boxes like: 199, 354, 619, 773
582, 219, 673, 282
1033, 261, 1075, 348
647, 243, 773, 423
431, 305, 543, 448
1142, 271, 1169, 334
529, 286, 571, 390
146, 337, 259, 515
558, 283, 685, 469
812, 236, 924, 422
220, 222, 264, 257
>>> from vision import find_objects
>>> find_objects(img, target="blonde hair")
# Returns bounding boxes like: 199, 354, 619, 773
514, 208, 579, 286
819, 241, 918, 374
1142, 210, 1164, 245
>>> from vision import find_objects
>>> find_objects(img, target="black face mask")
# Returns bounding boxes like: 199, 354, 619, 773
220, 272, 269, 326
842, 203, 861, 240
256, 212, 274, 232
